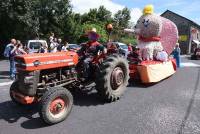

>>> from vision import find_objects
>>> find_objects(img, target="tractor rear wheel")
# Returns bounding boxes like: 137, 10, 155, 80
39, 87, 73, 125
95, 54, 129, 102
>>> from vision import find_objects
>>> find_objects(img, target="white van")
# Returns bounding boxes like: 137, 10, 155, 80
27, 40, 47, 53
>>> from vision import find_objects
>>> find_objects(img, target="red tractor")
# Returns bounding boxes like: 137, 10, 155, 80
10, 51, 129, 124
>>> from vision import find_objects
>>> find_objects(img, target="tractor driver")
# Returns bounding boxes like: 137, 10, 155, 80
78, 28, 106, 81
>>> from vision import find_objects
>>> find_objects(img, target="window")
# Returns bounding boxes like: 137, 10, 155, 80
29, 42, 42, 49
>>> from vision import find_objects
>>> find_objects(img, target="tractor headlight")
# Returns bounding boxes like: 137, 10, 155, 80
33, 60, 40, 67
24, 76, 34, 84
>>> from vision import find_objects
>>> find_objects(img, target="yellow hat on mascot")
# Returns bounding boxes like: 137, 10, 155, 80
143, 4, 154, 15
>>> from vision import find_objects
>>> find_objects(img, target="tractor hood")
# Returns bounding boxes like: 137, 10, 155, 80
15, 52, 79, 71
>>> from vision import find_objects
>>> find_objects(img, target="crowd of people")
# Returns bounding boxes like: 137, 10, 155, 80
49, 33, 70, 53
3, 33, 71, 80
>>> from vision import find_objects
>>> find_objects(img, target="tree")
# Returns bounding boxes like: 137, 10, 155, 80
112, 7, 131, 41
114, 7, 131, 28
81, 6, 113, 25
62, 13, 83, 43
97, 6, 112, 23
37, 0, 72, 38
81, 9, 98, 24
0, 0, 40, 41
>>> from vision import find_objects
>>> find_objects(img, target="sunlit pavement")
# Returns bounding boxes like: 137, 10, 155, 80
0, 56, 200, 134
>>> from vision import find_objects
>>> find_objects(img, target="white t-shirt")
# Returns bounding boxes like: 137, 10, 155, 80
50, 42, 58, 53
49, 36, 54, 42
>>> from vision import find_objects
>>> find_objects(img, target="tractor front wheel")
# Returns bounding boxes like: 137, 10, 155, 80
10, 81, 24, 105
39, 87, 73, 125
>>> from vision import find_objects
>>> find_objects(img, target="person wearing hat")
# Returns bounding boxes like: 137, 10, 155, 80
78, 28, 105, 81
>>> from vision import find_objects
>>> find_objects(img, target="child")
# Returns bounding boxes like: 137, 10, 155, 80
127, 46, 141, 64
156, 50, 168, 62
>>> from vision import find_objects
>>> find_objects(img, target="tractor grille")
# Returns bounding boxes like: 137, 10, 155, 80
16, 71, 40, 96
15, 57, 26, 69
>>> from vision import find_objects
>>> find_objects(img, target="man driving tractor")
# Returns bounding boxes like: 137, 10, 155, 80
78, 28, 106, 81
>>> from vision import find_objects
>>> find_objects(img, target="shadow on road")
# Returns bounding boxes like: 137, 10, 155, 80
0, 89, 106, 129
0, 71, 10, 79
0, 58, 7, 61
0, 101, 48, 129
0, 76, 10, 79
70, 88, 106, 106
21, 117, 48, 129
0, 71, 9, 76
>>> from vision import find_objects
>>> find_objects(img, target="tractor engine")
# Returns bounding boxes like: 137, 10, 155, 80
39, 67, 77, 89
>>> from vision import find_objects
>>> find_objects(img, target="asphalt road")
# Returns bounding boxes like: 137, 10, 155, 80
0, 57, 200, 134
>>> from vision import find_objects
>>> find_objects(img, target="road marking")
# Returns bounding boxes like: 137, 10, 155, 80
0, 81, 13, 87
181, 62, 200, 67
180, 55, 190, 58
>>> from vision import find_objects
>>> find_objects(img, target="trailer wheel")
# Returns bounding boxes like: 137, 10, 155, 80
95, 54, 129, 102
10, 81, 23, 105
39, 87, 73, 125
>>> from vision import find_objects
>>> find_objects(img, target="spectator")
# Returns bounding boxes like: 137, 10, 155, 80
38, 42, 48, 53
50, 38, 58, 53
14, 42, 27, 55
127, 46, 141, 64
23, 45, 29, 54
62, 41, 69, 52
107, 42, 118, 54
172, 43, 181, 68
123, 43, 132, 58
57, 38, 63, 52
49, 32, 54, 43
4, 39, 17, 80
128, 43, 133, 52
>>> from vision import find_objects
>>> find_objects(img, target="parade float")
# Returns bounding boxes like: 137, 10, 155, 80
128, 5, 178, 83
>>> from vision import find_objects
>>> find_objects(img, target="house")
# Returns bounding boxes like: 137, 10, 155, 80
161, 10, 200, 54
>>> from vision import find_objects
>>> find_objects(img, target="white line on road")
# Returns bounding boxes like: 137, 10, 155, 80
181, 62, 200, 67
0, 81, 13, 87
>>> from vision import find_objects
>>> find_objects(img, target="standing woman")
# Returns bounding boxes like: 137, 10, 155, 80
9, 41, 26, 80
50, 38, 58, 53
172, 43, 181, 68
15, 42, 27, 55
4, 39, 17, 80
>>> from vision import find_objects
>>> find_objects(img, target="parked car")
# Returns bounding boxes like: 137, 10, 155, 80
191, 47, 200, 60
111, 42, 129, 57
68, 44, 81, 52
27, 40, 47, 53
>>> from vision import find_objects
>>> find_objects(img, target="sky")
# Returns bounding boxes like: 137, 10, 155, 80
71, 0, 200, 25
